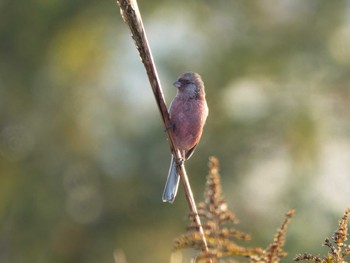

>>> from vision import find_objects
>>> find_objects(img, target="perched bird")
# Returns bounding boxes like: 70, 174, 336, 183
162, 72, 209, 203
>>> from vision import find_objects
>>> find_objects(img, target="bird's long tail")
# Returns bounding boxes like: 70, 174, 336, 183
162, 155, 180, 203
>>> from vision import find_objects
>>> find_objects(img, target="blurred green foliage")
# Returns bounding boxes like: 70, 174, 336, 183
1, 0, 350, 262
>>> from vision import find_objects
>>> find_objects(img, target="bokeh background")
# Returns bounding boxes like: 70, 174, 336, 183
1, 0, 350, 262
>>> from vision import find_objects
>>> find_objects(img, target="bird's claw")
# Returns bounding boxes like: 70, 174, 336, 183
164, 123, 175, 132
175, 157, 184, 167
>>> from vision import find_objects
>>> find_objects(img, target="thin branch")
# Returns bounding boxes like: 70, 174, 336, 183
116, 0, 210, 255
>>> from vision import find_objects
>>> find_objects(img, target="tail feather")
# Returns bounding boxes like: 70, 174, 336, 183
162, 156, 180, 203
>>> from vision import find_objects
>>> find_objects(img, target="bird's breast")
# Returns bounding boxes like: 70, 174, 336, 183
169, 96, 208, 151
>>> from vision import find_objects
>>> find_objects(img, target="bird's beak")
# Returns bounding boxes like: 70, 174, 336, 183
173, 80, 181, 88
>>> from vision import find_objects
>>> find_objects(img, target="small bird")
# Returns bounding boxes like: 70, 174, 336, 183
162, 72, 209, 203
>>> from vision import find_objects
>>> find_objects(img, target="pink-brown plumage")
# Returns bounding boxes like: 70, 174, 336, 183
162, 72, 208, 203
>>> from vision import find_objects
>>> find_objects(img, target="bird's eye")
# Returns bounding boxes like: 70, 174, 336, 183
180, 79, 191, 85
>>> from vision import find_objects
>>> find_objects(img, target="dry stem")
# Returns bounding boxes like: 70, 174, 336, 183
116, 0, 209, 256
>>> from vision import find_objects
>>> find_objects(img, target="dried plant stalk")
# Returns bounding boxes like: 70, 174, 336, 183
116, 0, 209, 255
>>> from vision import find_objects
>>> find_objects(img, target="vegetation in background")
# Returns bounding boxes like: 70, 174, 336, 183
295, 207, 350, 263
175, 157, 295, 262
1, 1, 350, 262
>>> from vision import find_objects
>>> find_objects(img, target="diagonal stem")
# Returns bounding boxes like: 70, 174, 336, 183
116, 0, 209, 255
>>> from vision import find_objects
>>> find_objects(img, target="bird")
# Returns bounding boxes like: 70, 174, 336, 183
162, 72, 209, 203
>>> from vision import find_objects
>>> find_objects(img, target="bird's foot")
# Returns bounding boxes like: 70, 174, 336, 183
164, 123, 175, 132
175, 157, 184, 167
